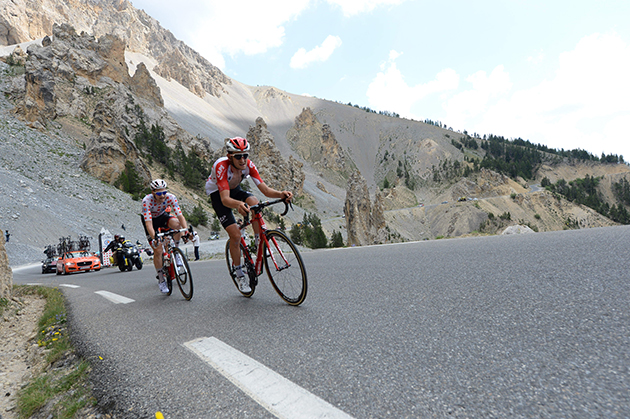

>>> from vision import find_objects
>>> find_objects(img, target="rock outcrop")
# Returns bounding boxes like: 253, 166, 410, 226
247, 117, 305, 196
0, 0, 231, 99
0, 235, 12, 299
287, 107, 356, 188
344, 170, 387, 246
15, 23, 132, 125
81, 100, 150, 185
9, 23, 213, 187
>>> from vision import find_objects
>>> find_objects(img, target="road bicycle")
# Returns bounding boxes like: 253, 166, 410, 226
155, 227, 194, 300
225, 198, 307, 306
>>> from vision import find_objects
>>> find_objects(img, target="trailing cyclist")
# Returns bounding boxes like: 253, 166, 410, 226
142, 179, 191, 294
205, 137, 293, 293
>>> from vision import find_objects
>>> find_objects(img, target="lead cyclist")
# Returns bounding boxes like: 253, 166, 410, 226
205, 137, 293, 294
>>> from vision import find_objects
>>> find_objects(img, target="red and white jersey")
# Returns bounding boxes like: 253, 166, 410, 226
141, 193, 182, 222
205, 157, 263, 195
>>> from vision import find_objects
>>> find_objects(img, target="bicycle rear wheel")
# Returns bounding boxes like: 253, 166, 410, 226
225, 240, 256, 297
172, 247, 193, 300
263, 230, 307, 306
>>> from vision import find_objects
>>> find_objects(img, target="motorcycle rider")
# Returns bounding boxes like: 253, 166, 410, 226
103, 234, 127, 266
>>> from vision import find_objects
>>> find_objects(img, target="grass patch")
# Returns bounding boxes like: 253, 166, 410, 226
13, 286, 96, 419
0, 296, 10, 315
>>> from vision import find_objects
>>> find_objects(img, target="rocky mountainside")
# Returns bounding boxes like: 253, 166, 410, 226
0, 0, 230, 98
1, 0, 630, 264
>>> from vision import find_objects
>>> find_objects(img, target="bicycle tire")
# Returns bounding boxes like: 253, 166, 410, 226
263, 230, 307, 306
225, 239, 256, 297
171, 247, 193, 300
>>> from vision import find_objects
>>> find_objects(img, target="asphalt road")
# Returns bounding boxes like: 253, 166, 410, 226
13, 226, 630, 418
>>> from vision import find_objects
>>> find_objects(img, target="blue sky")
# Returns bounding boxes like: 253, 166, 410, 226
130, 0, 630, 161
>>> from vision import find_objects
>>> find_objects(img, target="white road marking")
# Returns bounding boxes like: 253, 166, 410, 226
184, 337, 355, 419
60, 284, 80, 288
94, 291, 135, 304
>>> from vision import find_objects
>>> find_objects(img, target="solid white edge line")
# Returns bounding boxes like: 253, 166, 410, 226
94, 291, 135, 304
184, 337, 355, 419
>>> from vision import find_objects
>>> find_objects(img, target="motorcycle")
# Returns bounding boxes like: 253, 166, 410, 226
116, 242, 143, 271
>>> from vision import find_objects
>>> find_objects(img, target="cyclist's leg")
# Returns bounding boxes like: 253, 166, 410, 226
226, 223, 242, 268
244, 195, 261, 242
212, 189, 244, 270
166, 214, 184, 243
151, 216, 170, 292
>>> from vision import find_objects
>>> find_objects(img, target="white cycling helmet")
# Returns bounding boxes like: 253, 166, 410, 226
225, 137, 250, 153
150, 179, 167, 190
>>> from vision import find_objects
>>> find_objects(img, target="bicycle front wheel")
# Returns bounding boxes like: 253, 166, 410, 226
263, 230, 307, 306
172, 247, 193, 300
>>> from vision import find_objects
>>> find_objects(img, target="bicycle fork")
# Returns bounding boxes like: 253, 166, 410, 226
263, 235, 291, 272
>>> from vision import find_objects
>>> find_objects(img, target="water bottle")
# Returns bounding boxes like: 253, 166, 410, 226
164, 252, 171, 267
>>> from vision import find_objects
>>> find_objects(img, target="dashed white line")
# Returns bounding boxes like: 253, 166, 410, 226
184, 337, 355, 419
60, 284, 80, 288
94, 291, 135, 304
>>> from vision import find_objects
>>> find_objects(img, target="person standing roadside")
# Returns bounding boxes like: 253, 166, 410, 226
4, 230, 9, 243
192, 231, 200, 260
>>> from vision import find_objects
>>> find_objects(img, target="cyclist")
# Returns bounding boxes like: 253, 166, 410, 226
205, 137, 293, 293
142, 179, 190, 294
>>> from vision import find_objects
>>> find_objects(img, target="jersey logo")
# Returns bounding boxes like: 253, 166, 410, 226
217, 164, 226, 178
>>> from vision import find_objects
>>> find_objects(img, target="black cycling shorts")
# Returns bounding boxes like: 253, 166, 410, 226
210, 187, 253, 228
152, 213, 175, 231
140, 213, 175, 242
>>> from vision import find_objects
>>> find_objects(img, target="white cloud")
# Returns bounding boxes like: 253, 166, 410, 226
185, 0, 311, 69
325, 0, 408, 16
290, 35, 343, 69
471, 32, 630, 157
367, 51, 459, 117
443, 65, 512, 129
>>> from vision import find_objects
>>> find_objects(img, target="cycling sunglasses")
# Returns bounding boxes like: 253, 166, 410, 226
232, 153, 249, 160
154, 191, 168, 196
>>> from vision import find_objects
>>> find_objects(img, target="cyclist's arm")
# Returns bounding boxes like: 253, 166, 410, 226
256, 182, 293, 201
219, 189, 250, 217
145, 219, 156, 242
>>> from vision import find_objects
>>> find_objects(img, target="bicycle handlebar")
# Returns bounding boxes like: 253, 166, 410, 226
242, 198, 293, 225
156, 227, 192, 240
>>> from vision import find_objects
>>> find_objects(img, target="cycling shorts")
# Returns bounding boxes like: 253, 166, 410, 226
210, 187, 253, 228
152, 213, 174, 231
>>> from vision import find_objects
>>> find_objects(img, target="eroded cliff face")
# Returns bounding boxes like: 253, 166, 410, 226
7, 23, 214, 187
344, 170, 387, 246
287, 107, 356, 188
247, 117, 305, 196
14, 23, 134, 125
0, 235, 12, 300
0, 0, 230, 98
